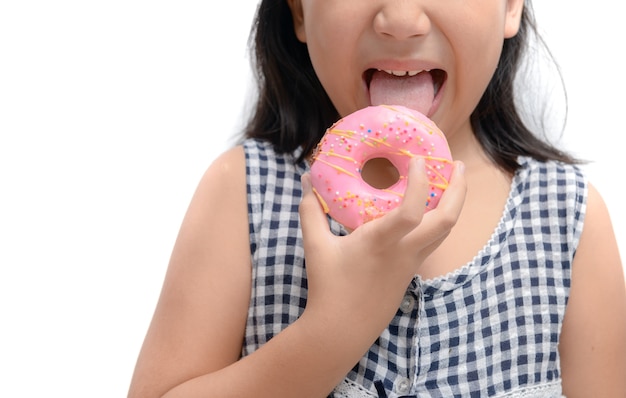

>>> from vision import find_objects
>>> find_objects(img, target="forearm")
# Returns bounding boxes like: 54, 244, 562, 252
162, 310, 387, 398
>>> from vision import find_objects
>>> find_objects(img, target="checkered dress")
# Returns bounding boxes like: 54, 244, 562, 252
242, 138, 586, 398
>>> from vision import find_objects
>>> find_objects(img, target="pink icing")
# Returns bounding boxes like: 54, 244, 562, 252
309, 105, 453, 230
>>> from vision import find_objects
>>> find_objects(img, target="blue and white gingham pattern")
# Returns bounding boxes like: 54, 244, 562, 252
242, 138, 586, 398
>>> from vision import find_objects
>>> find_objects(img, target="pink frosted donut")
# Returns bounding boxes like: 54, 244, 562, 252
309, 105, 453, 230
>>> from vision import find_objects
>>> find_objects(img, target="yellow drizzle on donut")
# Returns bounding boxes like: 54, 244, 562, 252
425, 162, 452, 190
314, 151, 357, 164
330, 128, 394, 149
363, 137, 394, 148
382, 189, 404, 197
328, 129, 357, 139
380, 105, 446, 139
311, 158, 358, 178
312, 187, 330, 214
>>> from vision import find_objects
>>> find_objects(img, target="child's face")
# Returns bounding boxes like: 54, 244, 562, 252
288, 0, 523, 138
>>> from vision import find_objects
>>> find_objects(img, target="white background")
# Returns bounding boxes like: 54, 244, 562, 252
1, 2, 623, 397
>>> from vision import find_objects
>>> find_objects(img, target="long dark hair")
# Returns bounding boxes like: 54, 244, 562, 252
243, 0, 579, 171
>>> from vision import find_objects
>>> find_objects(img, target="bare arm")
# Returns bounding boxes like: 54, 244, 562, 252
127, 146, 253, 397
560, 183, 626, 396
128, 154, 467, 398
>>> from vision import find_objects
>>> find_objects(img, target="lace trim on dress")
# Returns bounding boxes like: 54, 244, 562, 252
496, 380, 564, 398
332, 378, 377, 398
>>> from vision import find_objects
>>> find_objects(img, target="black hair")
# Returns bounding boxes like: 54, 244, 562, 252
243, 0, 580, 171
242, 0, 338, 162
469, 2, 579, 172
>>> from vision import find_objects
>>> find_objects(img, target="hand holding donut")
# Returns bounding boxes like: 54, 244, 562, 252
299, 105, 465, 333
299, 142, 466, 355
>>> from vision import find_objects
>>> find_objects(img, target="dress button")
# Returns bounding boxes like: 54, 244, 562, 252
400, 294, 415, 313
394, 377, 411, 395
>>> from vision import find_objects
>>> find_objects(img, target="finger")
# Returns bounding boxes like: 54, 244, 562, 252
367, 157, 430, 241
435, 160, 467, 217
399, 157, 431, 220
403, 160, 467, 247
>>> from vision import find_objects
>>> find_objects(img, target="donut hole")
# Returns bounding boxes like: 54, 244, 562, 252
361, 158, 400, 189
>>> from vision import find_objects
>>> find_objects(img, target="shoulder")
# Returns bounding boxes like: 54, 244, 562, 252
581, 183, 615, 240
559, 181, 626, 396
178, 145, 248, 232
203, 145, 246, 189
188, 144, 247, 211
573, 181, 621, 274
174, 142, 250, 289
570, 181, 623, 288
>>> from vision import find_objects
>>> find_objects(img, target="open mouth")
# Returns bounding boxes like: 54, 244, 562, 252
364, 69, 446, 96
364, 68, 447, 115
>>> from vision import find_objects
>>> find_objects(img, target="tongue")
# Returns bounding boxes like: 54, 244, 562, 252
369, 70, 434, 115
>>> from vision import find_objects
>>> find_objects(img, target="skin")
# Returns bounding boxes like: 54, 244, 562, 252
127, 1, 626, 397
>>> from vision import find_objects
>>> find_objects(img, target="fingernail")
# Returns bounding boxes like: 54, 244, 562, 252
412, 156, 426, 172
455, 161, 465, 175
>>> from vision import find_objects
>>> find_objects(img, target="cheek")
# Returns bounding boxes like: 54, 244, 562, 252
453, 18, 506, 89
438, 21, 504, 130
447, 2, 510, 57
303, 14, 349, 78
306, 38, 341, 89
305, 31, 363, 115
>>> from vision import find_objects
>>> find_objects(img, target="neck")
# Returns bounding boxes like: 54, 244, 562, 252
446, 120, 497, 171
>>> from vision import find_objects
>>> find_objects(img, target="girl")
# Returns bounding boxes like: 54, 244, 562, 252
128, 0, 626, 397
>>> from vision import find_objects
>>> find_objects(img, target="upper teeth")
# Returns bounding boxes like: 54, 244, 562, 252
380, 69, 429, 77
